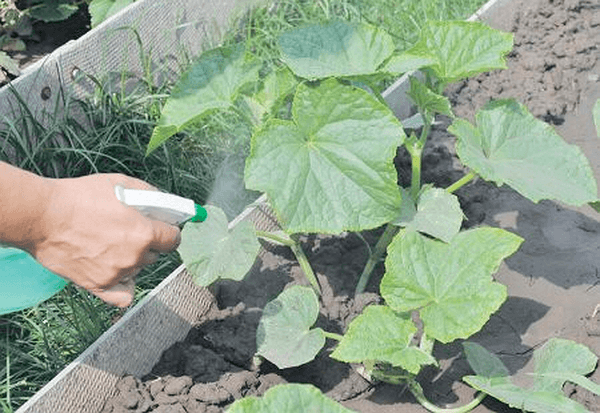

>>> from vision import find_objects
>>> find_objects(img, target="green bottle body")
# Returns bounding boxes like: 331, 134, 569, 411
0, 247, 68, 315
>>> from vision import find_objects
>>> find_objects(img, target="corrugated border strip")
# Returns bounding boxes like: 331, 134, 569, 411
0, 0, 264, 125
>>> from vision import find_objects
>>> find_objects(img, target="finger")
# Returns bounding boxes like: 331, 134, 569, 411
141, 250, 160, 266
149, 221, 181, 253
84, 266, 140, 295
92, 280, 135, 308
118, 267, 142, 285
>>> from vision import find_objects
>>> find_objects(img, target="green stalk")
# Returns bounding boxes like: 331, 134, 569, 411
256, 231, 295, 247
257, 231, 320, 294
355, 224, 399, 295
366, 81, 388, 107
323, 332, 344, 341
419, 112, 433, 147
290, 235, 321, 295
407, 111, 432, 199
408, 380, 486, 413
419, 333, 435, 355
410, 147, 423, 199
446, 171, 477, 194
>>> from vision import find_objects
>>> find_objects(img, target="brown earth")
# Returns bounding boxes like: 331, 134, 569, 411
0, 4, 90, 86
102, 0, 600, 412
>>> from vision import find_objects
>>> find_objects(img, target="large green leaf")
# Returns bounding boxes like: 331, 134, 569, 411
535, 372, 600, 398
245, 79, 405, 234
394, 186, 463, 243
452, 99, 598, 205
465, 376, 588, 413
531, 338, 598, 393
255, 67, 298, 108
177, 206, 260, 286
407, 76, 453, 117
88, 0, 135, 27
244, 66, 299, 122
256, 286, 326, 369
147, 45, 260, 155
278, 20, 395, 80
381, 228, 523, 343
384, 21, 513, 84
330, 305, 435, 374
381, 54, 437, 76
227, 384, 356, 413
29, 1, 78, 22
464, 339, 598, 413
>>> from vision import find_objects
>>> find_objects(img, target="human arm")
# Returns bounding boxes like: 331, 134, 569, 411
0, 161, 181, 307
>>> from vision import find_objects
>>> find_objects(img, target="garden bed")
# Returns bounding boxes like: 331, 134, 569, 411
100, 0, 600, 412
19, 0, 600, 411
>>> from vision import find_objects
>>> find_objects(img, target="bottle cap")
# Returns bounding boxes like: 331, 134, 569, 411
191, 204, 208, 222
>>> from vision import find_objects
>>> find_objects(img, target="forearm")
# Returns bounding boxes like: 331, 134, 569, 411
0, 161, 54, 251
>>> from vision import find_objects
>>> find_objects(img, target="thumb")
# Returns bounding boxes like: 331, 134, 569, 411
149, 220, 182, 253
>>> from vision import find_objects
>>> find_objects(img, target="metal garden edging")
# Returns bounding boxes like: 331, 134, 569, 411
0, 0, 263, 124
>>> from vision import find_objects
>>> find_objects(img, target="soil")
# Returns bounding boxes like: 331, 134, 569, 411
102, 0, 600, 412
0, 5, 90, 86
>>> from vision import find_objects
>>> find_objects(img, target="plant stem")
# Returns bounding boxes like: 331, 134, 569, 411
419, 333, 435, 355
290, 236, 321, 295
408, 380, 486, 413
419, 112, 433, 147
410, 146, 423, 199
364, 78, 388, 107
446, 171, 477, 194
355, 224, 399, 295
407, 110, 433, 199
257, 231, 320, 294
323, 331, 343, 341
256, 230, 295, 247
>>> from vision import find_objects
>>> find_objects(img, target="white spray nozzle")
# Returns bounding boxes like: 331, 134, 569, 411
114, 185, 197, 225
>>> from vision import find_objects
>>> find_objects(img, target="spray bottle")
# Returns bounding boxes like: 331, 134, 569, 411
0, 188, 207, 315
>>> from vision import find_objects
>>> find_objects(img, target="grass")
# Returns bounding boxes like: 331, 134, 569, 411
0, 75, 218, 410
226, 0, 488, 60
0, 0, 488, 410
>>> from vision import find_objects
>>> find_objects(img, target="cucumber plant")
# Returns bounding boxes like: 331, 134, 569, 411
147, 19, 600, 412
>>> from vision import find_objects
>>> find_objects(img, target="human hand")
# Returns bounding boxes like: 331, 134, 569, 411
30, 174, 181, 307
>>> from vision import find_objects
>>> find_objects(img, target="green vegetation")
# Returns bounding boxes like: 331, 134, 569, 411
0, 0, 136, 81
1, 0, 488, 410
0, 79, 190, 410
167, 17, 600, 413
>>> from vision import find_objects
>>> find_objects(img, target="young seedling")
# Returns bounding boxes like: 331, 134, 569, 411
227, 383, 355, 413
255, 225, 523, 412
147, 18, 600, 412
463, 339, 600, 412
